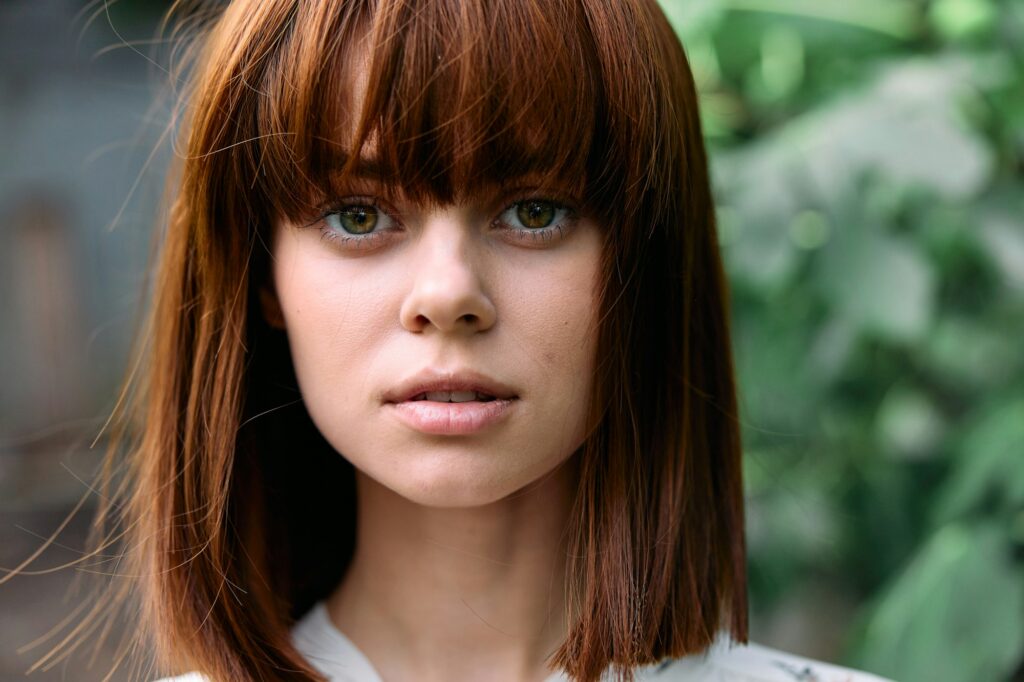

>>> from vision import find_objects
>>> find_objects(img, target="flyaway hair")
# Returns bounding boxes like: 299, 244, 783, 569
59, 0, 748, 680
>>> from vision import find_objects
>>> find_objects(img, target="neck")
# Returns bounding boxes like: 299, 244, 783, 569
327, 457, 577, 682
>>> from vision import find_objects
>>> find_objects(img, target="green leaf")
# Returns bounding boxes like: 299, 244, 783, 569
923, 317, 1020, 390
934, 398, 1024, 521
657, 0, 724, 41
715, 57, 994, 209
746, 24, 805, 104
853, 522, 1024, 682
814, 225, 936, 343
979, 211, 1024, 294
721, 0, 919, 39
929, 0, 997, 41
719, 195, 800, 290
875, 384, 946, 460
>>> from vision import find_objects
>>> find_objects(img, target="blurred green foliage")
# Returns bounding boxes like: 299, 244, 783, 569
659, 0, 1024, 680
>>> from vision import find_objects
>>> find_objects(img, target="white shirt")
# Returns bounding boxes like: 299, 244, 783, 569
159, 601, 894, 682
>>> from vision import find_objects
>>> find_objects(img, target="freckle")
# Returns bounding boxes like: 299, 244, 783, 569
544, 352, 555, 363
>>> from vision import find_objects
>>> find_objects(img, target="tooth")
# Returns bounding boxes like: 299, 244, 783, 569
423, 390, 478, 402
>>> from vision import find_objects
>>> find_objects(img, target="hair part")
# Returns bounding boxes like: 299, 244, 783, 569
82, 0, 748, 680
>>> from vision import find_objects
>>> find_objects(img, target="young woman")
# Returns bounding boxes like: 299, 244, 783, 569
74, 0, 890, 680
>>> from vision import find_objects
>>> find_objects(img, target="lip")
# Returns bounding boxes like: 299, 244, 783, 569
386, 398, 517, 435
382, 368, 519, 435
383, 368, 518, 404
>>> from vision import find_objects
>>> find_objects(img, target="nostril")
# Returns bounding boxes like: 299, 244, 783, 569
401, 296, 496, 333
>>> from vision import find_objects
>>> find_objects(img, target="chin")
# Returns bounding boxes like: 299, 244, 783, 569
385, 462, 526, 509
357, 445, 556, 509
394, 485, 511, 509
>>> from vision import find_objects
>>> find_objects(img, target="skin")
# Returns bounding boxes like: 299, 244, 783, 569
260, 43, 605, 682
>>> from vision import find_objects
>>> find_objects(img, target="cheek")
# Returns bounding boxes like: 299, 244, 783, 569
518, 303, 595, 392
497, 243, 602, 434
270, 239, 394, 418
505, 251, 600, 371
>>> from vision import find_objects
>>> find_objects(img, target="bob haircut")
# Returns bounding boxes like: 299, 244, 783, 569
71, 0, 748, 680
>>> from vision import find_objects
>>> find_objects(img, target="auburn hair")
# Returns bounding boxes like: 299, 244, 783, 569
69, 0, 747, 679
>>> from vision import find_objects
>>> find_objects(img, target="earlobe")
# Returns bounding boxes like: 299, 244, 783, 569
259, 283, 286, 329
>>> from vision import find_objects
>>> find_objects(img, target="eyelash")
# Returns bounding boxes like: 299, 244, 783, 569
311, 195, 579, 250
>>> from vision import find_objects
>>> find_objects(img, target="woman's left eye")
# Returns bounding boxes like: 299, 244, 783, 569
495, 199, 577, 242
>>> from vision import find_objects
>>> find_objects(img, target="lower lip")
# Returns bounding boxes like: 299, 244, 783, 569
386, 398, 517, 435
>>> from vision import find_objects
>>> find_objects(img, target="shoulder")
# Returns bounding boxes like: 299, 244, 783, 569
645, 639, 894, 682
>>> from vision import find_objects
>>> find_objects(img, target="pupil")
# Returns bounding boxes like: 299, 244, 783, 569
341, 206, 377, 234
517, 201, 555, 229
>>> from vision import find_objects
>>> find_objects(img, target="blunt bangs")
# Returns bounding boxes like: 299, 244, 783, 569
208, 0, 677, 226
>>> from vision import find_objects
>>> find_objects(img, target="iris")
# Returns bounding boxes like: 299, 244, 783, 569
516, 200, 556, 229
338, 206, 378, 234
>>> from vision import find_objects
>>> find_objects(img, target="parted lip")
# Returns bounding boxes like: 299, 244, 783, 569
383, 368, 519, 403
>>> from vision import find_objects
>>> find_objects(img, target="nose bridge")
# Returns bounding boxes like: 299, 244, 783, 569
423, 213, 472, 274
399, 211, 496, 334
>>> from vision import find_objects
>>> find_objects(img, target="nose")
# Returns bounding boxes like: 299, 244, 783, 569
398, 213, 497, 335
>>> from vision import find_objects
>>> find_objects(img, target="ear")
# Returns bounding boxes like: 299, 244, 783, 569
258, 281, 286, 329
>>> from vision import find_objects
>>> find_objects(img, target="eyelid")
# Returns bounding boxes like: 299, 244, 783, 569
317, 195, 401, 221
311, 196, 403, 250
496, 198, 576, 226
492, 197, 580, 246
495, 185, 581, 212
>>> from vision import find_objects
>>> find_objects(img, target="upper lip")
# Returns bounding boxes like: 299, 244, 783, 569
384, 368, 518, 403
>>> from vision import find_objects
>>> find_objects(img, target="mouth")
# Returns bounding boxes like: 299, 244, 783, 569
384, 370, 519, 405
406, 390, 501, 403
383, 371, 520, 435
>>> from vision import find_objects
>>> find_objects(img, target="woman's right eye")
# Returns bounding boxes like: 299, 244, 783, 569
319, 200, 400, 248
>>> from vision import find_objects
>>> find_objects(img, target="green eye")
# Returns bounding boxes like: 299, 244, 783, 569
337, 205, 379, 234
515, 200, 556, 229
496, 198, 576, 244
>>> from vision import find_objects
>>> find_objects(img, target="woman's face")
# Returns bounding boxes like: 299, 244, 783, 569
265, 169, 603, 509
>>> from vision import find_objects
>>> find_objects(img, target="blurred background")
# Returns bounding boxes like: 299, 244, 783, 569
0, 0, 1021, 680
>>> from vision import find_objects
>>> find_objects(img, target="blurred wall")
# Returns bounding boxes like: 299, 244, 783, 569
0, 1, 169, 680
